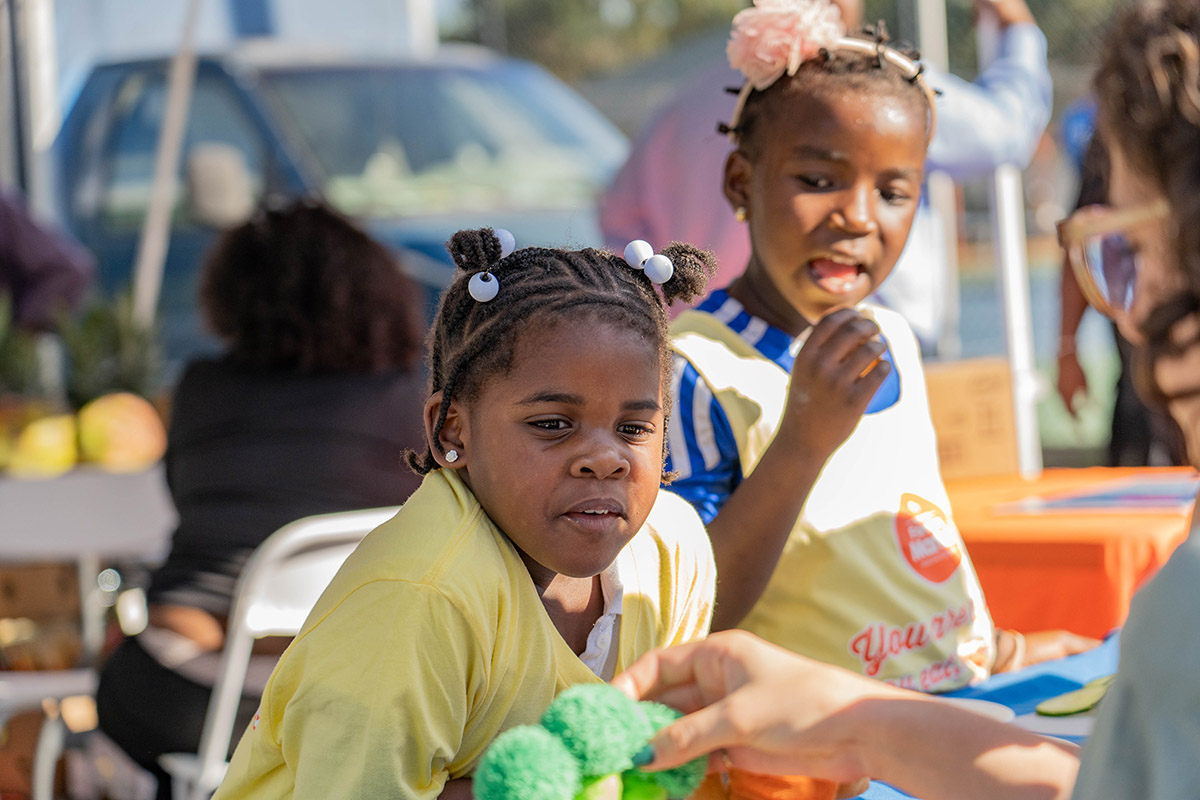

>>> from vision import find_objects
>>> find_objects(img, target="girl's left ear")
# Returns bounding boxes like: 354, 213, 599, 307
423, 391, 468, 470
723, 149, 753, 216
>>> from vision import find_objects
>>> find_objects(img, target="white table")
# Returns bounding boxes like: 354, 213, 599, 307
1, 465, 176, 661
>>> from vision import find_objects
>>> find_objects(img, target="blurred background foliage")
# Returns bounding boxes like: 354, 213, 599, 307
447, 0, 1123, 111
448, 0, 745, 79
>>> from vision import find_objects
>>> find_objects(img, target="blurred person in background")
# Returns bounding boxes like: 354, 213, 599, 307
0, 188, 94, 330
1056, 112, 1187, 467
600, 0, 1051, 355
618, 2, 1200, 797
95, 198, 427, 800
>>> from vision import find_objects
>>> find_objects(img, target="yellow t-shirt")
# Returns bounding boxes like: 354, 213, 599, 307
213, 469, 714, 800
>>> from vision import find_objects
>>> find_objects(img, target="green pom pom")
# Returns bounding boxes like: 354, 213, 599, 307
634, 702, 707, 799
474, 725, 582, 800
541, 684, 654, 776
619, 770, 668, 800
637, 700, 681, 733
577, 774, 624, 800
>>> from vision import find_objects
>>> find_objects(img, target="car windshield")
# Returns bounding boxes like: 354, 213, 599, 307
258, 58, 628, 219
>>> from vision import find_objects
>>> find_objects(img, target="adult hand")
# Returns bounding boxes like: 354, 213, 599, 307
614, 631, 1083, 800
1056, 350, 1089, 417
776, 307, 889, 464
612, 630, 891, 785
974, 0, 1035, 29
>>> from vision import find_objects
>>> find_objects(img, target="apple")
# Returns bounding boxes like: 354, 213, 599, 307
77, 392, 167, 473
8, 414, 78, 478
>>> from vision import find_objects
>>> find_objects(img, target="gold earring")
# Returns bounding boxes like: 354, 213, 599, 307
735, 206, 747, 222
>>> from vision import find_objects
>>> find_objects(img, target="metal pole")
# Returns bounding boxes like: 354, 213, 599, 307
913, 0, 961, 360
20, 0, 59, 218
3, 0, 29, 193
978, 8, 1043, 478
401, 0, 438, 57
130, 0, 203, 328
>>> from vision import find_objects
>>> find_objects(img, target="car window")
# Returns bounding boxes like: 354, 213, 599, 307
258, 59, 627, 219
97, 70, 267, 231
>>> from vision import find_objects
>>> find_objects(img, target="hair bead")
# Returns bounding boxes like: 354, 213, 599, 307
624, 240, 654, 269
495, 228, 516, 259
643, 254, 675, 284
468, 271, 500, 302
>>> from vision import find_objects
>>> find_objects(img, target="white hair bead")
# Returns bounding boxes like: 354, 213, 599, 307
624, 239, 654, 269
495, 228, 515, 259
468, 271, 499, 302
643, 253, 674, 284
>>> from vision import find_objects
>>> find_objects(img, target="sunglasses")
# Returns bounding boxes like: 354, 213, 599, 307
1056, 199, 1170, 318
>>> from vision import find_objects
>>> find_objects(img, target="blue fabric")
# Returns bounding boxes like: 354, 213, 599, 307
1060, 97, 1098, 171
666, 358, 742, 525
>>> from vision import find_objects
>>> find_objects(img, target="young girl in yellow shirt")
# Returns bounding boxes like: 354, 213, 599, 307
213, 229, 718, 799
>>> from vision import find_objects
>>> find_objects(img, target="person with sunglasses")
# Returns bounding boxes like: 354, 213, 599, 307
1056, 130, 1187, 467
613, 2, 1200, 798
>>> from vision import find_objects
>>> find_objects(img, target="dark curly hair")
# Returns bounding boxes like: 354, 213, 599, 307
199, 198, 424, 373
1093, 0, 1200, 409
725, 25, 934, 160
405, 228, 716, 476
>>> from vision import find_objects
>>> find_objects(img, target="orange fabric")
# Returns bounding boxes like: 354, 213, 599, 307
693, 770, 837, 800
946, 467, 1196, 639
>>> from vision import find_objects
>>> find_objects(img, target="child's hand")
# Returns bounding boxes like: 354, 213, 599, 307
1055, 350, 1088, 418
777, 308, 890, 461
1021, 630, 1102, 667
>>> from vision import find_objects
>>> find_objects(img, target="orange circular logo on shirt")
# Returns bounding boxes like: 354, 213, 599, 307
895, 493, 961, 583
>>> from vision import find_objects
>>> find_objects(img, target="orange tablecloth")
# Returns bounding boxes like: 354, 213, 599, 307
946, 466, 1197, 639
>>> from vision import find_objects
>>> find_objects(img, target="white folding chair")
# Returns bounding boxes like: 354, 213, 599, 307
0, 668, 98, 800
158, 506, 400, 800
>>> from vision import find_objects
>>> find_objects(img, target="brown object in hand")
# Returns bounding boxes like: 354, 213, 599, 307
693, 769, 838, 799
858, 352, 884, 379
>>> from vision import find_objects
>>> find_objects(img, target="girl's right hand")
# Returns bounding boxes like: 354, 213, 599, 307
778, 308, 890, 461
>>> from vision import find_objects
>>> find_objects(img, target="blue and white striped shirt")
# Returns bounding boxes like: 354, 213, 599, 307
666, 290, 900, 524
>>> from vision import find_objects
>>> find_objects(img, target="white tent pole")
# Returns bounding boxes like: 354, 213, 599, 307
978, 7, 1043, 478
914, 0, 961, 360
130, 0, 202, 329
400, 0, 437, 57
17, 0, 58, 219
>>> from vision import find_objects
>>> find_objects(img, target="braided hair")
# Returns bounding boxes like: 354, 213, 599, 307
406, 229, 716, 476
725, 26, 933, 160
1093, 0, 1200, 410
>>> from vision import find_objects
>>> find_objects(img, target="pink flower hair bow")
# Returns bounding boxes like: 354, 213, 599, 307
726, 0, 847, 91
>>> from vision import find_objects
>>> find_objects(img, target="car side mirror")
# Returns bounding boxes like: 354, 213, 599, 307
185, 142, 255, 229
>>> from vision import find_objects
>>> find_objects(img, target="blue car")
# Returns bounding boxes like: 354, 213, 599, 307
54, 43, 629, 380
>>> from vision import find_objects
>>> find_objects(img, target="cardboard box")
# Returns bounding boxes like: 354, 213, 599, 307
924, 357, 1020, 482
0, 564, 82, 670
0, 564, 79, 622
